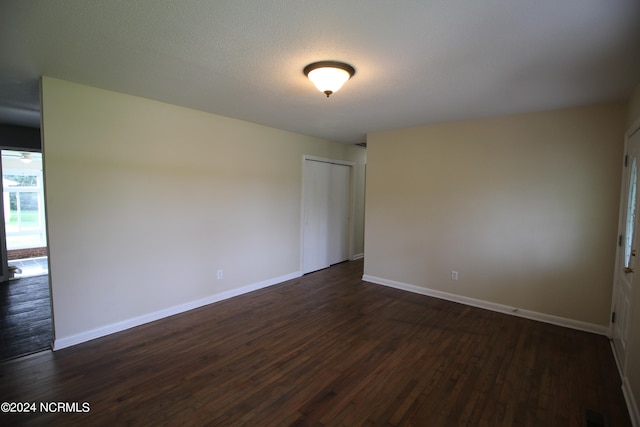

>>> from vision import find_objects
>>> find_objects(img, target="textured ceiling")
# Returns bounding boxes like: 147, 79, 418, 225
1, 0, 639, 143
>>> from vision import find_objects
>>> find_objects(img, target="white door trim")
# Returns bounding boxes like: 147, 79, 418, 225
0, 156, 9, 282
303, 155, 355, 167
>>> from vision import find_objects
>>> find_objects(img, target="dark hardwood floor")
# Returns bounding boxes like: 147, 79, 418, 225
0, 275, 52, 361
0, 260, 630, 426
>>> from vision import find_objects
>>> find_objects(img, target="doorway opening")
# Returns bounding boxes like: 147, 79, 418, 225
2, 150, 48, 278
3, 150, 48, 277
302, 156, 354, 274
0, 149, 51, 361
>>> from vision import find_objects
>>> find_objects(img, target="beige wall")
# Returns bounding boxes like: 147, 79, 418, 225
41, 77, 365, 343
364, 102, 626, 327
628, 84, 640, 129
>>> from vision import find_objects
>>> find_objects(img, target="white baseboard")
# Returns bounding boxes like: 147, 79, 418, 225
351, 253, 364, 261
362, 275, 610, 336
53, 271, 302, 351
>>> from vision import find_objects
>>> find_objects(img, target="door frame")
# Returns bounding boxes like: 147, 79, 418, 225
0, 156, 9, 282
610, 119, 640, 375
300, 155, 356, 273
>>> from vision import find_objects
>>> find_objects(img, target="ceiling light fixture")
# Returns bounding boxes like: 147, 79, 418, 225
20, 153, 32, 163
303, 61, 356, 97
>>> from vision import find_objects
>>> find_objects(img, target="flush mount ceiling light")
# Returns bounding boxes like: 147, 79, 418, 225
303, 61, 356, 97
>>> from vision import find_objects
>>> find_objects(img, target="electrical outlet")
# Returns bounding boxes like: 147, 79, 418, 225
451, 270, 458, 281
217, 270, 223, 280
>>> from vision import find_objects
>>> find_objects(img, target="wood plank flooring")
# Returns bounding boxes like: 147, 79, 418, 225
0, 275, 52, 361
0, 260, 630, 426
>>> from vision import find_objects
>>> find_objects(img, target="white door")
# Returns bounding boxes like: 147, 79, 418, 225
302, 159, 351, 274
612, 128, 640, 371
303, 160, 331, 274
328, 163, 350, 265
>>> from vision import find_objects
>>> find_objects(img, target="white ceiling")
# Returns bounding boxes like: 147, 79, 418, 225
1, 1, 639, 144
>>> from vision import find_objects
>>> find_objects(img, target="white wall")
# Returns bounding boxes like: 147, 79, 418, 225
41, 77, 365, 346
364, 102, 626, 330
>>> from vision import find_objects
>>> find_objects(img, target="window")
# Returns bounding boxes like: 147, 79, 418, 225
2, 151, 47, 250
624, 157, 637, 269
